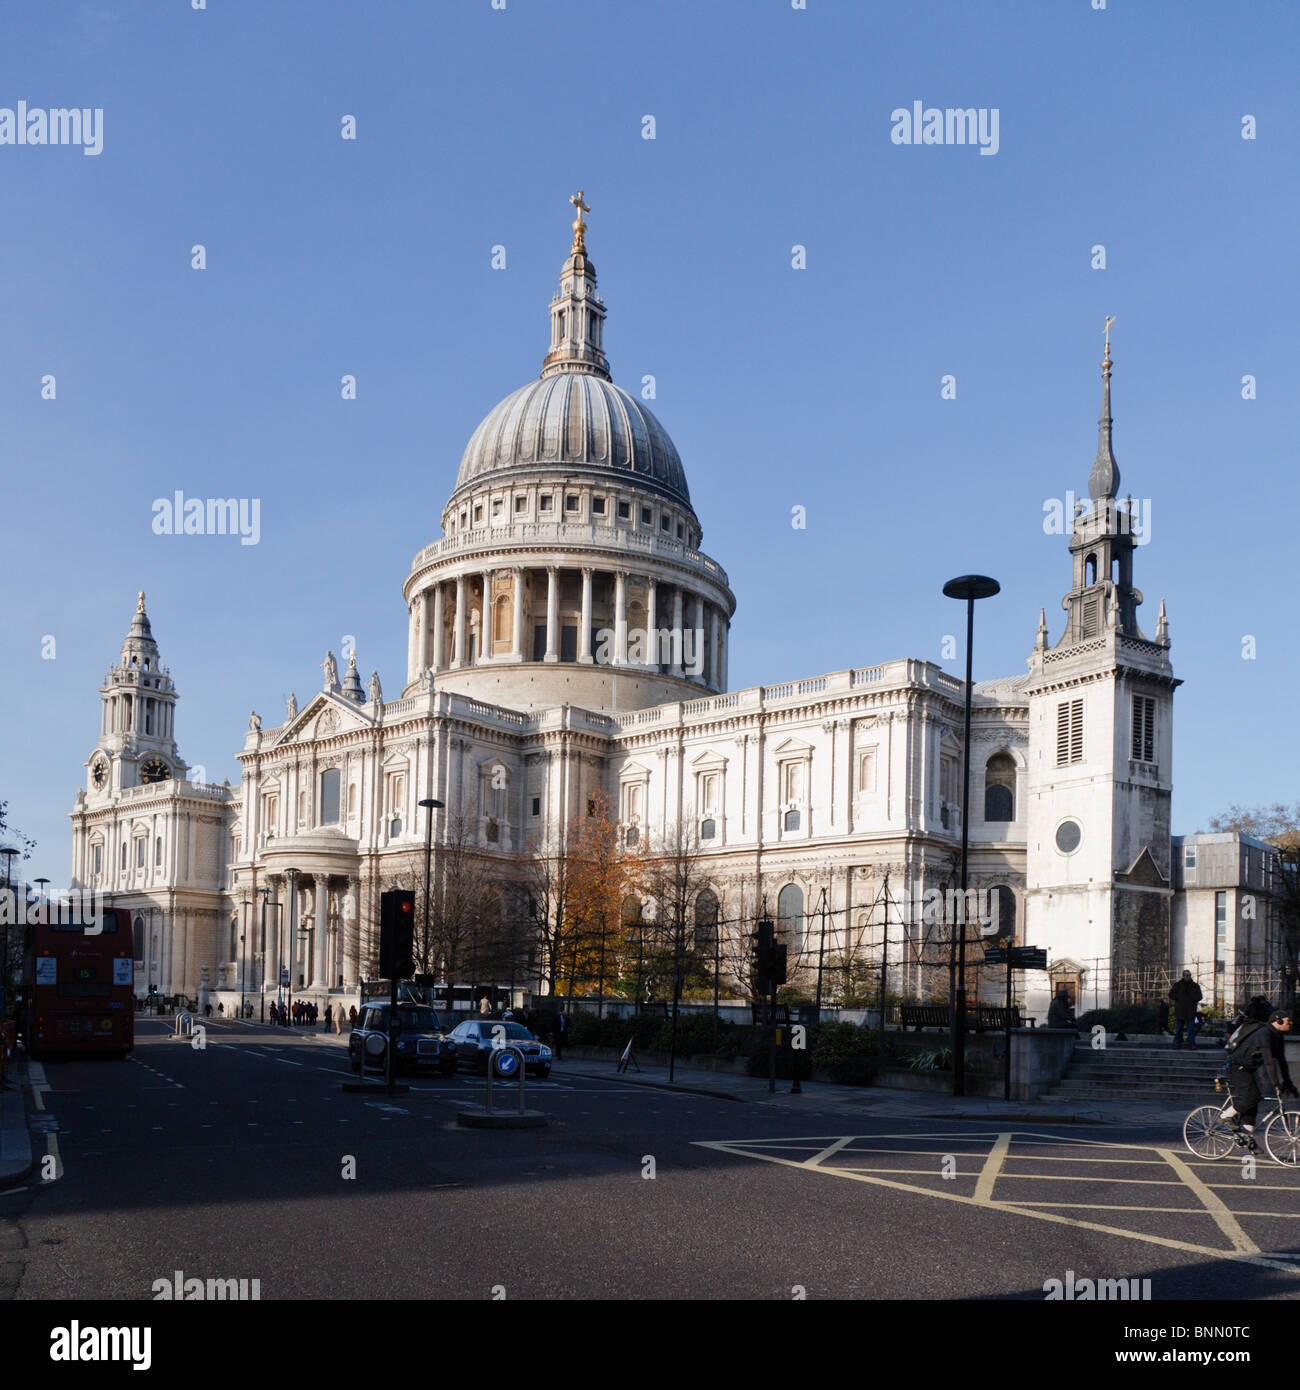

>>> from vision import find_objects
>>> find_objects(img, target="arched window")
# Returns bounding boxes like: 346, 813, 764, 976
1085, 553, 1097, 586
694, 889, 719, 953
155, 836, 163, 867
777, 883, 804, 955
493, 593, 511, 647
319, 768, 341, 825
990, 885, 1017, 945
133, 915, 145, 962
984, 752, 1015, 823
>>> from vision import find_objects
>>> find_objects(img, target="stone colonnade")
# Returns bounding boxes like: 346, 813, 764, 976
409, 565, 729, 689
251, 871, 361, 996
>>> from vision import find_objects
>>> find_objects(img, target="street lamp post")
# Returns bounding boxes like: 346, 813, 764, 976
418, 798, 444, 1000
239, 896, 250, 1021
285, 868, 300, 1024
0, 846, 18, 1024
942, 574, 1000, 1098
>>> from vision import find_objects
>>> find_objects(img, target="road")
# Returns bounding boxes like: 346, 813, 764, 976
3, 1017, 1300, 1302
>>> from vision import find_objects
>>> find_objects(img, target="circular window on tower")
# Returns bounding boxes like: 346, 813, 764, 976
1054, 819, 1083, 855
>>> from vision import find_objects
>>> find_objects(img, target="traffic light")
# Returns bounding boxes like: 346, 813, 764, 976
379, 890, 416, 980
767, 942, 788, 988
751, 918, 777, 993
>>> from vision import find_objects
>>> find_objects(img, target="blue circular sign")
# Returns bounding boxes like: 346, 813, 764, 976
494, 1049, 519, 1077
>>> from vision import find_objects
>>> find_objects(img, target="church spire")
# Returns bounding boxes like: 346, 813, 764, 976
540, 190, 611, 382
1089, 316, 1120, 501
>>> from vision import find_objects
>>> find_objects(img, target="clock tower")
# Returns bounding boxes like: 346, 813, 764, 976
86, 593, 188, 797
1024, 337, 1179, 1009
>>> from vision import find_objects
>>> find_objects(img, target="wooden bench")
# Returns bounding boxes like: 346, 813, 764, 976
900, 1005, 950, 1031
970, 1005, 1022, 1033
899, 1004, 1023, 1032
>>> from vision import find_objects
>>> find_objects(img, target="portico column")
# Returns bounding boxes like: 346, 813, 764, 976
645, 580, 657, 670
313, 875, 329, 988
692, 594, 705, 683
614, 570, 628, 666
511, 568, 525, 660
430, 584, 444, 673
578, 567, 593, 663
453, 575, 467, 667
416, 592, 429, 678
709, 606, 720, 690
544, 567, 559, 662
343, 876, 360, 988
671, 587, 684, 677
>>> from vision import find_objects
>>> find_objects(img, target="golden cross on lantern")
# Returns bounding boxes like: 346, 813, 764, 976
570, 189, 590, 252
137, 591, 146, 613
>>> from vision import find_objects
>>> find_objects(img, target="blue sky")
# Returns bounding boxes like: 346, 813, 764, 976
2, 0, 1297, 883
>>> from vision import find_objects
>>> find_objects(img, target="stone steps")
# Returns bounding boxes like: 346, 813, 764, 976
1044, 1042, 1227, 1105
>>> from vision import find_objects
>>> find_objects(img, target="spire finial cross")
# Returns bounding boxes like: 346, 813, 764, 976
137, 591, 146, 613
569, 189, 590, 252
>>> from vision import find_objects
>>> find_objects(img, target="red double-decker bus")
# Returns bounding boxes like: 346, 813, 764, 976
29, 905, 135, 1058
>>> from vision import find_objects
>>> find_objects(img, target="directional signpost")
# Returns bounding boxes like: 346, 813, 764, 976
982, 943, 1051, 1100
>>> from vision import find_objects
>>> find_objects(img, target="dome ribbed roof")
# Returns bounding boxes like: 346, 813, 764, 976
453, 372, 690, 505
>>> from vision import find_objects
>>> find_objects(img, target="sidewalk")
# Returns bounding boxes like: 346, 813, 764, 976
561, 1056, 1187, 1126
0, 1059, 33, 1189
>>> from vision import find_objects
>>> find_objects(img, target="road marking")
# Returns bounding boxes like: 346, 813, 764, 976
806, 1136, 856, 1167
1156, 1147, 1259, 1256
695, 1130, 1300, 1275
275, 1059, 304, 1067
45, 1133, 62, 1183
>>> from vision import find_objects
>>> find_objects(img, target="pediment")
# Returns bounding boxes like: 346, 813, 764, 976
772, 736, 813, 758
689, 748, 728, 770
619, 760, 652, 780
271, 692, 372, 747
1117, 846, 1167, 888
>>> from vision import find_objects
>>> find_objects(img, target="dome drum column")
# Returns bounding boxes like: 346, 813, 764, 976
430, 583, 444, 674
645, 580, 658, 672
614, 570, 628, 667
453, 575, 467, 668
670, 587, 685, 678
511, 568, 526, 662
544, 567, 559, 663
578, 568, 594, 663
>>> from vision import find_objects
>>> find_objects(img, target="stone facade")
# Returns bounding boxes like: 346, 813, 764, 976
68, 214, 1215, 1020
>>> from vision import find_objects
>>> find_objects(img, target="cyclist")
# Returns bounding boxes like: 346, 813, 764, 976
1218, 1002, 1296, 1149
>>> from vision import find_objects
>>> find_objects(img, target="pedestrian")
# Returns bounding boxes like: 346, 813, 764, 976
349, 1005, 358, 1030
269, 1001, 277, 1026
1218, 1004, 1296, 1147
555, 1010, 568, 1060
217, 1002, 224, 1017
325, 1003, 333, 1033
478, 995, 491, 1016
1170, 970, 1203, 1048
1047, 987, 1074, 1030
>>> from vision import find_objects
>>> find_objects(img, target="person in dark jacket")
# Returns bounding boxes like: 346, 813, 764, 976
1219, 1007, 1295, 1146
1170, 971, 1203, 1048
1047, 987, 1075, 1030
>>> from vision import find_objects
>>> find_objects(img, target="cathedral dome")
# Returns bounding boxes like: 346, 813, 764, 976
453, 372, 690, 506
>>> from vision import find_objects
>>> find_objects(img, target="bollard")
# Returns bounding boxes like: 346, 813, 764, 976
485, 1045, 526, 1116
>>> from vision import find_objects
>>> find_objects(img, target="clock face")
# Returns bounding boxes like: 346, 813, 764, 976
90, 758, 108, 790
139, 758, 171, 786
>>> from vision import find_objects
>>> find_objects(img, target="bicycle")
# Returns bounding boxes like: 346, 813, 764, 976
1183, 1090, 1300, 1166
